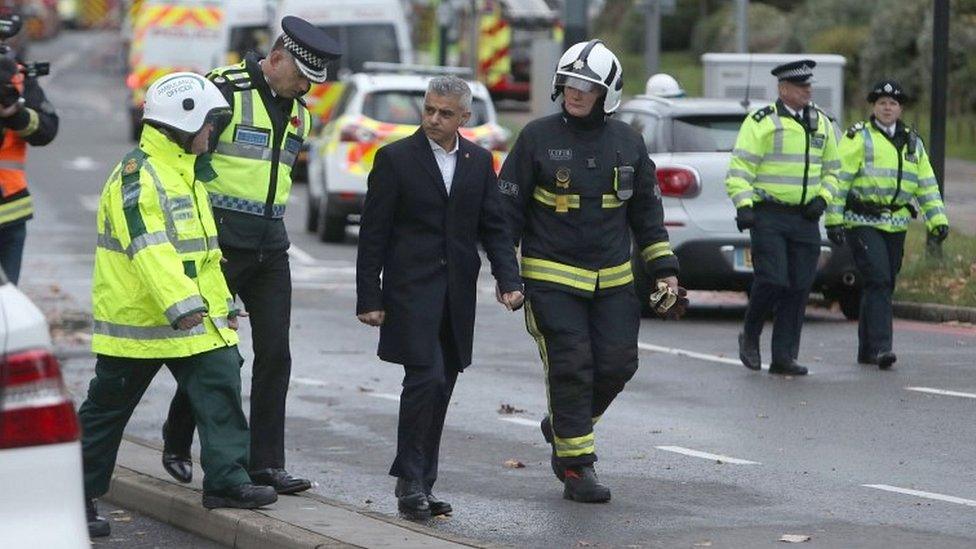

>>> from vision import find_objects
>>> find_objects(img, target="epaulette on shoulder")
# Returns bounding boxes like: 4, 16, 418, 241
209, 66, 252, 91
120, 149, 147, 186
845, 121, 866, 138
751, 105, 774, 122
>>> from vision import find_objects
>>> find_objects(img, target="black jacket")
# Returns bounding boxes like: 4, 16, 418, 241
356, 129, 521, 367
498, 112, 678, 296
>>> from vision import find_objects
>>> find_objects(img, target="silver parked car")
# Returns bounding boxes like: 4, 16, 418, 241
616, 95, 861, 318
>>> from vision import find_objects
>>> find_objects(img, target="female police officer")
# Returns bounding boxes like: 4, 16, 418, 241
824, 79, 949, 369
498, 40, 684, 503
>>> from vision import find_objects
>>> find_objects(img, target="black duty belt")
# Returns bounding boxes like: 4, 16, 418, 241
846, 197, 918, 219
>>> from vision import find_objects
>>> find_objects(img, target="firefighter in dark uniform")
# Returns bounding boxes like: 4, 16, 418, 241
161, 17, 341, 494
726, 59, 842, 376
499, 40, 686, 503
825, 80, 948, 369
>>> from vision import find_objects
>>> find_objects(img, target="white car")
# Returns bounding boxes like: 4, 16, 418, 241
0, 270, 89, 548
616, 95, 862, 318
305, 64, 510, 242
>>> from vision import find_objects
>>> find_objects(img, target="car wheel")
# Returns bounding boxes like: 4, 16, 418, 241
305, 184, 319, 233
320, 214, 346, 243
838, 289, 861, 320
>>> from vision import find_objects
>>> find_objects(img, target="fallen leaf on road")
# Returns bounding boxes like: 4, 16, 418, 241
113, 516, 132, 522
364, 499, 372, 504
693, 542, 713, 547
109, 510, 126, 516
576, 541, 594, 547
778, 534, 811, 543
504, 459, 525, 468
357, 386, 374, 393
498, 403, 526, 414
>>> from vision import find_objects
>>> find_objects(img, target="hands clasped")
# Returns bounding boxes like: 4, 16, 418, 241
495, 284, 525, 311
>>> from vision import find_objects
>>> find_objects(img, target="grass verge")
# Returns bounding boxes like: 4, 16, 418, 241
894, 223, 976, 307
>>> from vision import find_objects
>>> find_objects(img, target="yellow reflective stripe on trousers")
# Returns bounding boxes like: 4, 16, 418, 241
554, 432, 595, 457
524, 299, 554, 421
521, 257, 598, 292
641, 241, 673, 262
597, 261, 633, 288
0, 195, 33, 224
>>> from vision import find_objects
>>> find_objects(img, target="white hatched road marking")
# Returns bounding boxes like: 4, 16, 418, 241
904, 386, 976, 400
862, 484, 976, 507
366, 392, 401, 402
638, 341, 769, 370
287, 244, 317, 266
291, 376, 332, 388
655, 445, 760, 465
498, 417, 539, 427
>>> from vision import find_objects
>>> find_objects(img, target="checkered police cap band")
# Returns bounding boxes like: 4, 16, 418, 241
283, 34, 328, 82
778, 66, 812, 80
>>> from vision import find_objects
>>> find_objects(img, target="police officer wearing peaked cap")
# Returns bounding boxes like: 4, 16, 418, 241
825, 79, 948, 370
161, 17, 340, 496
726, 58, 842, 376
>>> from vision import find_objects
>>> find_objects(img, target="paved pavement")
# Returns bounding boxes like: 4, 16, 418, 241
18, 31, 976, 549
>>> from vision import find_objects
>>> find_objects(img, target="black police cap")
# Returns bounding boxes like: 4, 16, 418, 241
867, 79, 909, 104
771, 59, 816, 84
280, 15, 342, 83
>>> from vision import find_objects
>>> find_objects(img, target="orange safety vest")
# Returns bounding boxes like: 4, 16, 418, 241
0, 71, 31, 228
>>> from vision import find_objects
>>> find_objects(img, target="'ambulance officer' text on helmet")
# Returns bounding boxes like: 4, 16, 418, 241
143, 72, 232, 154
551, 40, 623, 114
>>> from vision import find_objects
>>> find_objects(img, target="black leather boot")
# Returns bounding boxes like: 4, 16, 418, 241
876, 351, 897, 370
249, 468, 312, 495
738, 332, 761, 370
202, 483, 278, 509
395, 478, 431, 520
562, 465, 611, 503
426, 493, 452, 516
86, 498, 110, 538
540, 416, 565, 481
768, 360, 809, 376
161, 421, 192, 483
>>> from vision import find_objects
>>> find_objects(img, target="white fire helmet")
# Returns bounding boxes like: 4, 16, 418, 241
551, 39, 624, 114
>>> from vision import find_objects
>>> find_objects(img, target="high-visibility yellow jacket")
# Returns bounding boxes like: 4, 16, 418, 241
726, 100, 841, 208
91, 126, 238, 358
827, 118, 948, 233
205, 57, 311, 221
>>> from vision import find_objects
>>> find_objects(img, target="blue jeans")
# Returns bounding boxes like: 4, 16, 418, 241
0, 221, 26, 284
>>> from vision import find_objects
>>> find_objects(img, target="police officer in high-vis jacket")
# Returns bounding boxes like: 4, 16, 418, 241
726, 59, 841, 376
161, 17, 340, 494
499, 40, 686, 503
825, 80, 948, 369
81, 73, 277, 540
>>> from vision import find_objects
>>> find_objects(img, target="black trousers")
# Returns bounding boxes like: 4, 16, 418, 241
389, 311, 460, 492
79, 347, 250, 497
0, 220, 26, 284
743, 208, 821, 365
847, 226, 906, 359
524, 285, 640, 467
166, 247, 292, 471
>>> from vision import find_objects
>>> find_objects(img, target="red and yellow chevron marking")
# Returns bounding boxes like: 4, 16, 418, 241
477, 6, 511, 90
305, 82, 346, 123
134, 4, 222, 32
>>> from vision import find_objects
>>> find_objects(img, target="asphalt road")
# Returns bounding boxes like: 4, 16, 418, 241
21, 32, 976, 549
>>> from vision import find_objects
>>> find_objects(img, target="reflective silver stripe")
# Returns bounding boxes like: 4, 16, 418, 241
164, 295, 206, 324
918, 176, 938, 189
863, 130, 875, 167
215, 141, 274, 161
96, 233, 125, 253
731, 190, 753, 205
758, 174, 815, 185
92, 319, 206, 340
827, 204, 844, 214
0, 160, 26, 170
917, 192, 942, 204
211, 316, 230, 329
862, 167, 919, 181
771, 113, 784, 153
129, 231, 169, 255
209, 236, 220, 249
821, 180, 839, 197
824, 159, 841, 171
838, 172, 855, 182
281, 150, 297, 167
143, 162, 180, 243
241, 90, 254, 126
732, 148, 762, 164
923, 206, 946, 220
727, 169, 756, 182
173, 238, 208, 254
764, 153, 807, 163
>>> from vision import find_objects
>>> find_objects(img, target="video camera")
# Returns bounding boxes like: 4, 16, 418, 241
0, 12, 50, 108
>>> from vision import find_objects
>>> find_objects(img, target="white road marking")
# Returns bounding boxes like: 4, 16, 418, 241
905, 386, 976, 400
862, 484, 976, 507
638, 341, 766, 369
80, 194, 101, 212
64, 156, 100, 171
366, 392, 401, 402
655, 445, 760, 465
287, 244, 317, 265
498, 417, 538, 427
291, 376, 332, 388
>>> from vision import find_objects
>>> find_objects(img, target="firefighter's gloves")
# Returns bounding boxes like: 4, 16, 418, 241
931, 224, 949, 244
735, 206, 755, 232
650, 280, 688, 320
826, 225, 846, 246
802, 197, 828, 221
496, 284, 524, 311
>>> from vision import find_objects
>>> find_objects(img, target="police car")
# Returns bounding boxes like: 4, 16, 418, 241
304, 63, 510, 242
0, 270, 88, 547
615, 94, 862, 318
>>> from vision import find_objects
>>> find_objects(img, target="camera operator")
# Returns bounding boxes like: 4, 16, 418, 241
0, 12, 58, 285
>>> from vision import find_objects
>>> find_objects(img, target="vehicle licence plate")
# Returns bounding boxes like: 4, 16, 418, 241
733, 247, 754, 271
